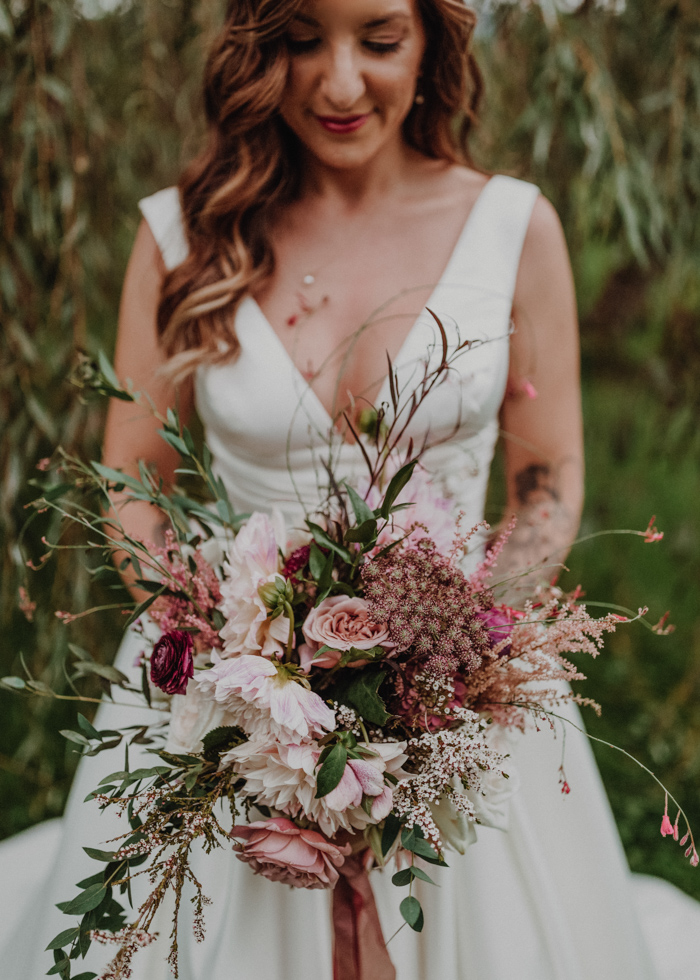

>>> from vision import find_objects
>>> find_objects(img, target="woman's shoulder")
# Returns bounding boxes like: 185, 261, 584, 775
445, 165, 539, 206
138, 186, 188, 272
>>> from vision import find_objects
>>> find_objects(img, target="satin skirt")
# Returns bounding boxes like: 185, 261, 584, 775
2, 627, 698, 980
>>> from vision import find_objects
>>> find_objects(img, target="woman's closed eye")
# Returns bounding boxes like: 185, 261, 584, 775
285, 36, 404, 56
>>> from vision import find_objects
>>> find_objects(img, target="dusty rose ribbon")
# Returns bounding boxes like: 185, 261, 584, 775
332, 855, 396, 980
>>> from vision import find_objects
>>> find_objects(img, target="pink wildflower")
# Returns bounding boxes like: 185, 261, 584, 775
18, 587, 36, 622
651, 611, 675, 635
643, 516, 664, 543
559, 766, 571, 795
149, 532, 224, 652
660, 795, 674, 837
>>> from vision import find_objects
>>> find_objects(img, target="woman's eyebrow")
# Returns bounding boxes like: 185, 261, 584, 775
363, 13, 411, 28
289, 11, 410, 29
291, 13, 320, 26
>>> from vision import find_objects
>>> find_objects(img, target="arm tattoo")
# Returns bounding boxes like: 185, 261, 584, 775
493, 463, 579, 602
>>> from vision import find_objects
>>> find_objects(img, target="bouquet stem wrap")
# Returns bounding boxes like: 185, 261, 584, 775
332, 856, 396, 980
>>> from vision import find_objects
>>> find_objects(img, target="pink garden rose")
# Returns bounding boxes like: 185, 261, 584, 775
300, 596, 392, 671
230, 817, 350, 889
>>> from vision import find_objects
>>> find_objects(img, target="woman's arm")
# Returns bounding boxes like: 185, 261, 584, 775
102, 220, 193, 590
494, 195, 584, 598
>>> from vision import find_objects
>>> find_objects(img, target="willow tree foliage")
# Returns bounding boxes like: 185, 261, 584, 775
1, 0, 699, 895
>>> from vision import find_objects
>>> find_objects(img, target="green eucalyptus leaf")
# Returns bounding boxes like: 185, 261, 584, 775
46, 928, 80, 951
381, 813, 402, 857
399, 895, 424, 932
401, 827, 448, 866
1, 676, 26, 690
315, 742, 347, 798
83, 847, 117, 862
391, 867, 414, 887
60, 883, 107, 916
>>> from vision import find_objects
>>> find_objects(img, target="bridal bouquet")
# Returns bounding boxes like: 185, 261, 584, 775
7, 351, 696, 980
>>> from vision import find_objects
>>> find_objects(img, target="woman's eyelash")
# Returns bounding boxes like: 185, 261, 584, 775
364, 40, 402, 54
286, 38, 321, 54
285, 38, 402, 55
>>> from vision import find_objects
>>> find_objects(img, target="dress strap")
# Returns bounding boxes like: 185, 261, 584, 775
138, 186, 189, 271
455, 174, 540, 307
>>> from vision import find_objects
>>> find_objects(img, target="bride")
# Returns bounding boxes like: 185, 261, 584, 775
2, 0, 699, 977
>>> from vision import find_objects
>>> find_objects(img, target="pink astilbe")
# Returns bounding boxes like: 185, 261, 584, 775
461, 591, 619, 730
467, 515, 517, 592
362, 536, 490, 676
93, 926, 158, 980
149, 532, 223, 652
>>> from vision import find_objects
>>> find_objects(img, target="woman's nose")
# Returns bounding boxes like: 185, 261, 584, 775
319, 43, 366, 110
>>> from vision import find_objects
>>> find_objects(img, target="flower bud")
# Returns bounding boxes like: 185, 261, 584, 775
258, 575, 293, 611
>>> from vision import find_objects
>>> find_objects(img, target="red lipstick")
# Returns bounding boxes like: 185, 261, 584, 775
316, 114, 370, 134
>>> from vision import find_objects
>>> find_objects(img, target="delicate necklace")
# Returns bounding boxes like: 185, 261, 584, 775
286, 267, 331, 327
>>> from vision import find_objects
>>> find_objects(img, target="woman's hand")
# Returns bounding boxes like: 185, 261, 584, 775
495, 195, 584, 599
102, 220, 193, 593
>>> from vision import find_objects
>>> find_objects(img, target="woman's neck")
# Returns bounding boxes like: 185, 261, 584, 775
297, 138, 427, 212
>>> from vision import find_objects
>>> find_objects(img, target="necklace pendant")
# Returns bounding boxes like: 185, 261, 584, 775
302, 273, 315, 286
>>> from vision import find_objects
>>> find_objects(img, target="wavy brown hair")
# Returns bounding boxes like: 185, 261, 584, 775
157, 0, 483, 380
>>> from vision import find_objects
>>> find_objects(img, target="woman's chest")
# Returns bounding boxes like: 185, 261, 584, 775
253, 194, 481, 420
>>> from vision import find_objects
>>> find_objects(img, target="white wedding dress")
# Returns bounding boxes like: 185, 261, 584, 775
2, 175, 699, 980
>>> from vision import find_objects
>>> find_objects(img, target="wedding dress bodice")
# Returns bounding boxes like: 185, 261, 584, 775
139, 176, 539, 547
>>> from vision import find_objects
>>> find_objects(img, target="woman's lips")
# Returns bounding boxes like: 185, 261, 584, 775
316, 113, 371, 134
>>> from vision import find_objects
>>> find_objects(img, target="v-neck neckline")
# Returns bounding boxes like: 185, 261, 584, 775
245, 175, 496, 439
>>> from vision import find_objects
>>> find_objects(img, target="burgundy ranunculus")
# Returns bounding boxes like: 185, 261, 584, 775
150, 630, 195, 695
